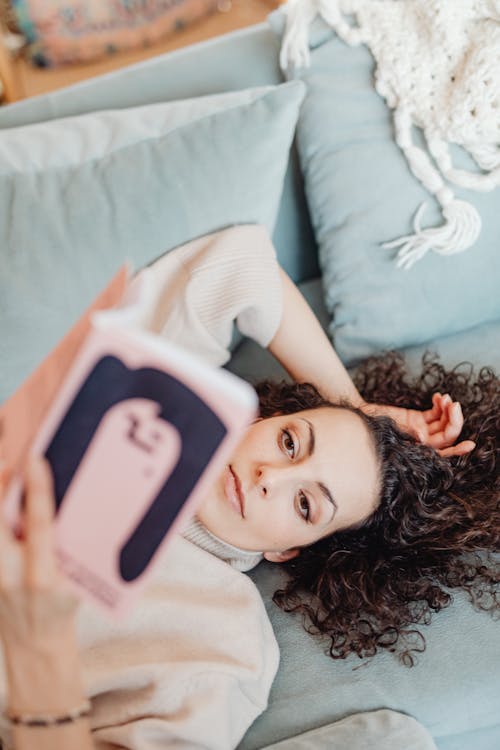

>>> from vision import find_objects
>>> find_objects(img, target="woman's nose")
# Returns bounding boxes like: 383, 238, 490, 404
256, 464, 294, 498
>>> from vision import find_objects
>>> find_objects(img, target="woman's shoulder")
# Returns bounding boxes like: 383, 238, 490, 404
143, 224, 277, 294
176, 224, 277, 270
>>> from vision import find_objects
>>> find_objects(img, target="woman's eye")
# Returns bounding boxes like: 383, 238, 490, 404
297, 492, 310, 522
280, 429, 296, 458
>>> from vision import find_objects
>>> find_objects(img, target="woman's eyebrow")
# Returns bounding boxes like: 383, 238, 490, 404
298, 417, 315, 456
317, 481, 337, 520
298, 418, 337, 519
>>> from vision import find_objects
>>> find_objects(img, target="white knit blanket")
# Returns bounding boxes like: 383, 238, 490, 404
280, 0, 500, 268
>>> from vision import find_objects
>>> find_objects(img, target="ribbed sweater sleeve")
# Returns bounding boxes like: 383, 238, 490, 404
143, 224, 283, 366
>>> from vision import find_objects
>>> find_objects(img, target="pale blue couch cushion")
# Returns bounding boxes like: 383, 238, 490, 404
269, 12, 500, 367
0, 88, 294, 172
228, 277, 500, 393
0, 24, 320, 286
0, 80, 304, 403
239, 559, 500, 750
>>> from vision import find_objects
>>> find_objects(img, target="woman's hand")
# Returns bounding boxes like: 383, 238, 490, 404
0, 456, 78, 650
268, 270, 474, 458
363, 393, 476, 458
0, 459, 92, 748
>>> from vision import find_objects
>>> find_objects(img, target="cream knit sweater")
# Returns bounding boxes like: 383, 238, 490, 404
74, 535, 279, 750
0, 224, 282, 750
140, 223, 283, 365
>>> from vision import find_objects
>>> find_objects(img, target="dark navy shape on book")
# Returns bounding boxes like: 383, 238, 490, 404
45, 355, 227, 582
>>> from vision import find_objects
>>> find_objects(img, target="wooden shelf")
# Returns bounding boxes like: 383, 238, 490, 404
1, 0, 280, 102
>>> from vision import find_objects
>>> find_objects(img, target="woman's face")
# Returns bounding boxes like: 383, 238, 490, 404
197, 407, 380, 561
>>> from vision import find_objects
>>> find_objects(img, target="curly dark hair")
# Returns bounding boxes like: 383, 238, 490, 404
255, 352, 499, 666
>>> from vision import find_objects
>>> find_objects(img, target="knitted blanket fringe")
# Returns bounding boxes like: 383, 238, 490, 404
279, 0, 500, 268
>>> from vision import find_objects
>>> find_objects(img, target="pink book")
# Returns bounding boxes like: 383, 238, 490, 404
1, 267, 257, 617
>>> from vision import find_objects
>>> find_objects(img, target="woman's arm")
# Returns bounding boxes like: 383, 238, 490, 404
0, 459, 95, 750
268, 268, 365, 407
6, 633, 93, 750
269, 268, 474, 457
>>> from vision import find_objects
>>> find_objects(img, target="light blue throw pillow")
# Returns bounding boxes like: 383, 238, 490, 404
0, 81, 305, 402
269, 12, 500, 366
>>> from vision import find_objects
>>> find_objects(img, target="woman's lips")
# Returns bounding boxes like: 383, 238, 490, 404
224, 466, 245, 517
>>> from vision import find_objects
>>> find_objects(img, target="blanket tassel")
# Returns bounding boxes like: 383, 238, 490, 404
383, 199, 482, 270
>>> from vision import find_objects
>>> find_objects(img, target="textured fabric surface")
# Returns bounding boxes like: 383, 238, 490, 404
269, 9, 500, 367
227, 279, 500, 384
0, 536, 279, 750
261, 710, 437, 750
0, 87, 289, 172
0, 80, 304, 403
279, 0, 500, 267
238, 548, 500, 750
182, 516, 263, 572
141, 224, 283, 364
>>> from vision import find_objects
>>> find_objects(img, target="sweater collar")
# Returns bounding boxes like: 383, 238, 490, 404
182, 517, 263, 572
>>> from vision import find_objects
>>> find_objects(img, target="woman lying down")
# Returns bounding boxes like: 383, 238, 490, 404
0, 225, 497, 750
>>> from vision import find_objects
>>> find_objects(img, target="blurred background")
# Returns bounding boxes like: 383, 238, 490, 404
0, 0, 280, 102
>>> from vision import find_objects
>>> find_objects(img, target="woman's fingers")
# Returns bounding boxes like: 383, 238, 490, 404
24, 456, 59, 587
427, 394, 452, 435
443, 401, 464, 442
0, 462, 9, 491
0, 457, 78, 644
0, 466, 22, 588
382, 394, 469, 451
423, 392, 444, 423
435, 401, 463, 444
437, 440, 476, 458
0, 456, 58, 589
427, 396, 464, 444
427, 402, 466, 449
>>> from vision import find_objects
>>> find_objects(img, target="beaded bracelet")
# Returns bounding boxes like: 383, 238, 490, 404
5, 700, 91, 728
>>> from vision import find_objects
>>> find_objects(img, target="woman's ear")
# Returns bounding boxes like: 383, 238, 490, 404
263, 548, 300, 563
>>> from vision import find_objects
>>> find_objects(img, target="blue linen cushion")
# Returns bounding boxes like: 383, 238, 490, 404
228, 278, 500, 385
268, 12, 500, 366
0, 80, 305, 402
239, 557, 500, 750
